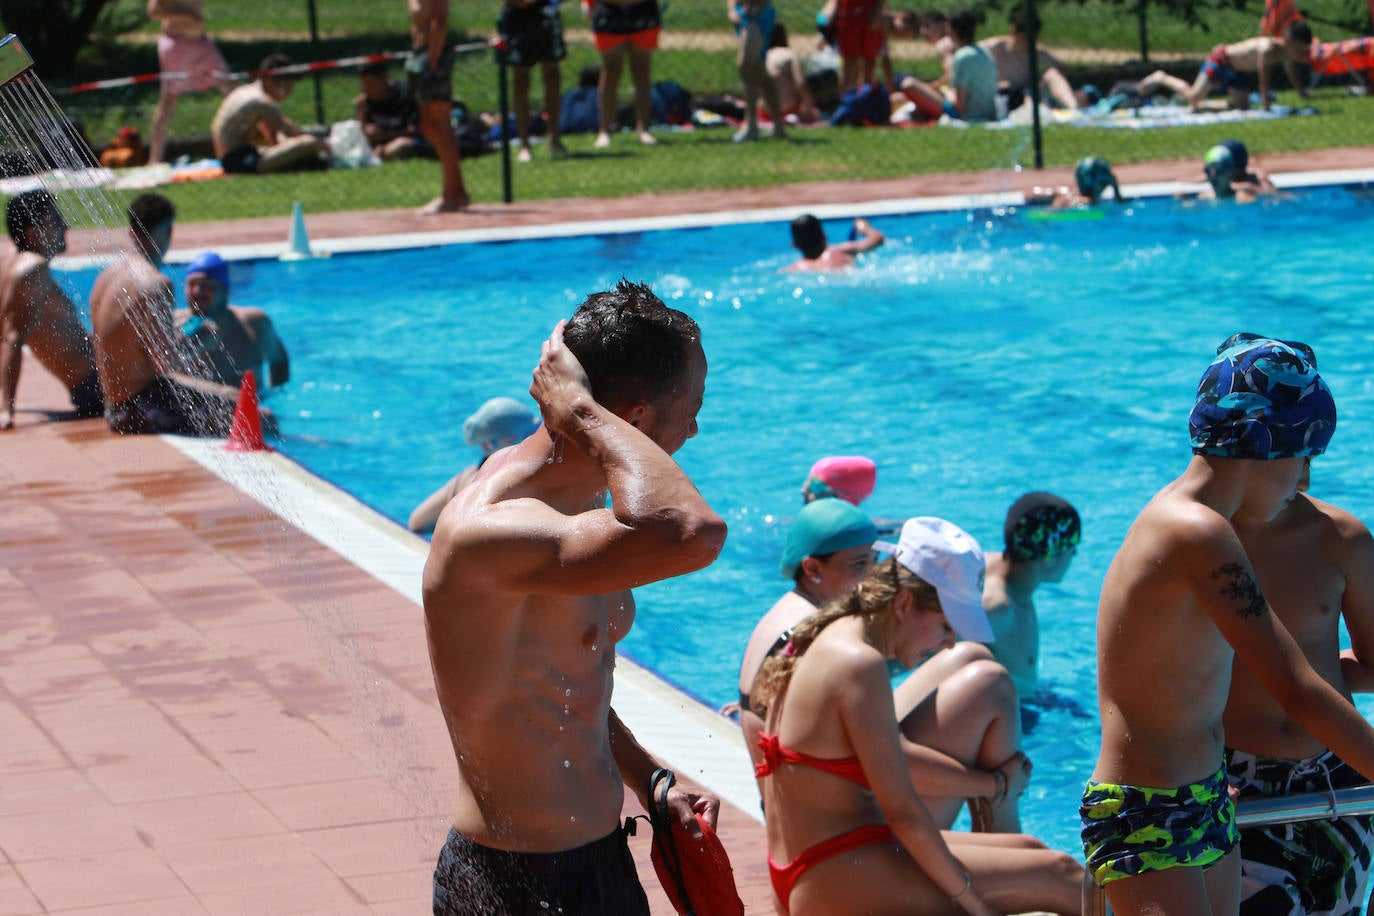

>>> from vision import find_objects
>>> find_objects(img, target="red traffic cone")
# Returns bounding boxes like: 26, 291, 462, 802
225, 370, 269, 452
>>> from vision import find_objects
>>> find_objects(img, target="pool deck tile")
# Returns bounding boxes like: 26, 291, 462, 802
6, 157, 1373, 913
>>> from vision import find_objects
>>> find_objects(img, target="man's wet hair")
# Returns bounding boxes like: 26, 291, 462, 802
128, 192, 175, 250
564, 279, 701, 410
5, 189, 58, 249
950, 9, 980, 44
791, 214, 827, 260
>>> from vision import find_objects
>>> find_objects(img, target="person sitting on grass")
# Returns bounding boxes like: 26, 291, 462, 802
1138, 21, 1313, 112
784, 215, 885, 271
980, 6, 1080, 112
354, 61, 426, 161
750, 516, 1085, 915
210, 53, 328, 174
765, 23, 821, 125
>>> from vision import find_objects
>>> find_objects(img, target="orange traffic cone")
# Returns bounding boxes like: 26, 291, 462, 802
225, 370, 269, 452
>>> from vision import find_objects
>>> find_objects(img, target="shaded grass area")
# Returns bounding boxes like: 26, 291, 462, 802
79, 85, 1371, 224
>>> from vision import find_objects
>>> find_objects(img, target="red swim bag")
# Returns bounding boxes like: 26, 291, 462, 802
647, 768, 745, 916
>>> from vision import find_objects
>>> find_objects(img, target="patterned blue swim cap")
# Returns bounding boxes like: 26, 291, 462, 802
1189, 334, 1335, 460
1074, 156, 1115, 199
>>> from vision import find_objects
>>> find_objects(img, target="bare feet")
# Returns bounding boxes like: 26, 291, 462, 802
418, 193, 470, 215
594, 132, 612, 148
517, 145, 533, 163
638, 130, 657, 146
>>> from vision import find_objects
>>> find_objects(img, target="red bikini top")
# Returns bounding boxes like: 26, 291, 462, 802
754, 732, 871, 790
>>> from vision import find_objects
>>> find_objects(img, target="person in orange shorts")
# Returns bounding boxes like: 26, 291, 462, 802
587, 0, 662, 148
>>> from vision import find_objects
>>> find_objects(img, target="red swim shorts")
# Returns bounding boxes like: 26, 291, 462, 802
593, 28, 660, 52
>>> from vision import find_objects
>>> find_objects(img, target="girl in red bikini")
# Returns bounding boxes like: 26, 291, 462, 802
750, 517, 1085, 915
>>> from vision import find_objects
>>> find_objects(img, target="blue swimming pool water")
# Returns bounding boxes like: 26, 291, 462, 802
63, 185, 1374, 857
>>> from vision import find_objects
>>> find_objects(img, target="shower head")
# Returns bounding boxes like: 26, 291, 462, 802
0, 35, 34, 87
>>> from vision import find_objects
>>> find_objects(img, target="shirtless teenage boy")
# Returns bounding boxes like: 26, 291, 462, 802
982, 491, 1081, 701
1083, 334, 1374, 914
1139, 22, 1313, 111
784, 215, 885, 272
210, 54, 327, 174
1224, 340, 1374, 913
424, 280, 727, 913
90, 194, 243, 436
0, 190, 103, 429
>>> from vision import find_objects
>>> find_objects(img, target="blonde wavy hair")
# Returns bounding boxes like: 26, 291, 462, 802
750, 556, 941, 721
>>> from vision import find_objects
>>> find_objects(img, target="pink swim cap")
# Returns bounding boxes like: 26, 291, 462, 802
801, 456, 877, 505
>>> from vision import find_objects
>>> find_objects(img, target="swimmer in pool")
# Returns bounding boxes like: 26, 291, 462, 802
1028, 156, 1127, 209
408, 396, 540, 533
1198, 140, 1277, 203
1084, 333, 1374, 913
981, 492, 1081, 704
783, 215, 885, 272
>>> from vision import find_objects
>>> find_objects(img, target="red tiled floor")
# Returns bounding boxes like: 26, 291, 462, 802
8, 161, 1373, 914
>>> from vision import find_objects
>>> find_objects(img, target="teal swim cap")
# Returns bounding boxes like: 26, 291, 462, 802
780, 499, 878, 579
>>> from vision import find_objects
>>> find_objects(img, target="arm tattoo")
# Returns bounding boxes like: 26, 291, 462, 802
1211, 562, 1268, 620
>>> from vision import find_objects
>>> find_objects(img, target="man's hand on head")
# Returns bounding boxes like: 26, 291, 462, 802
530, 320, 596, 440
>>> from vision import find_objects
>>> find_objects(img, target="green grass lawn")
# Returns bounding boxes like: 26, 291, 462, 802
12, 0, 1372, 222
75, 80, 1370, 224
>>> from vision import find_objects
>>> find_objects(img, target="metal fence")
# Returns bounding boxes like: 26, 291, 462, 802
18, 0, 1374, 218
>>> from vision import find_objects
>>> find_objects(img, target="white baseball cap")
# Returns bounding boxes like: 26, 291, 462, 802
875, 517, 993, 643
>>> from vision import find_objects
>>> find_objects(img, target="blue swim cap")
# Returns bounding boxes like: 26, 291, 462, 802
186, 251, 231, 291
780, 499, 878, 579
1189, 334, 1335, 460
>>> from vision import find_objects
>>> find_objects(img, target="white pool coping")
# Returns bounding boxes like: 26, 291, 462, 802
153, 167, 1374, 824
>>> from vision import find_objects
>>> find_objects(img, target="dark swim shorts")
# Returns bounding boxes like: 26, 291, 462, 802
406, 43, 455, 104
69, 370, 104, 418
432, 826, 651, 915
1080, 764, 1239, 888
105, 376, 226, 437
498, 0, 567, 67
1228, 748, 1374, 915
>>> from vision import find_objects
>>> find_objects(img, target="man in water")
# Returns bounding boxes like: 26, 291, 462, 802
1199, 140, 1277, 204
1223, 339, 1374, 914
982, 492, 1081, 701
424, 280, 727, 913
90, 193, 245, 436
408, 0, 470, 212
175, 251, 290, 389
0, 190, 103, 430
1083, 334, 1374, 913
783, 214, 884, 271
146, 0, 235, 165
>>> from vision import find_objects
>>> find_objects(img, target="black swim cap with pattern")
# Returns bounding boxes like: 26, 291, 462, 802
1003, 492, 1081, 562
